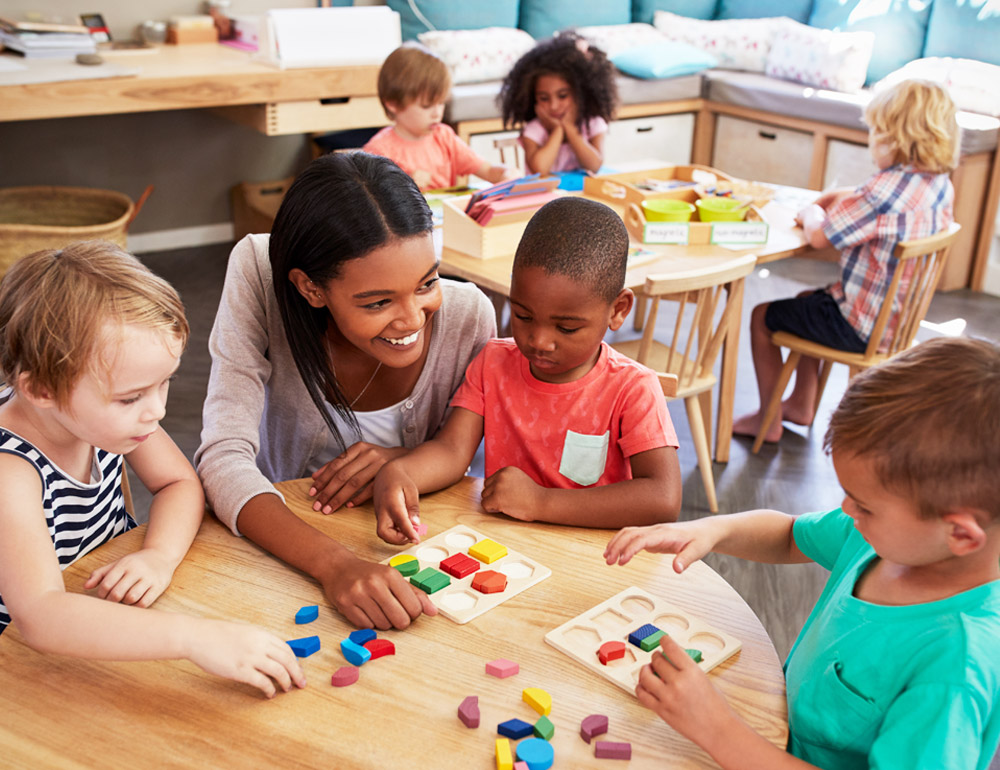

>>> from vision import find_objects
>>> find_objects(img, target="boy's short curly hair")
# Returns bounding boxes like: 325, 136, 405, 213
377, 42, 451, 120
865, 78, 960, 175
824, 336, 1000, 522
498, 31, 618, 129
0, 240, 189, 407
513, 197, 628, 303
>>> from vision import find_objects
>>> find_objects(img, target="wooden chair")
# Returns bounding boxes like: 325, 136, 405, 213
121, 465, 135, 518
612, 254, 757, 513
494, 135, 524, 172
752, 222, 961, 454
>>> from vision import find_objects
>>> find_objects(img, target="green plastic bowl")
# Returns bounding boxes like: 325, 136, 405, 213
642, 198, 695, 222
695, 197, 750, 222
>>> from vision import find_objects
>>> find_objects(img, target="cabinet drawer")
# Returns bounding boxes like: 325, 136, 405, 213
604, 113, 694, 166
712, 115, 812, 187
823, 139, 876, 189
215, 96, 388, 136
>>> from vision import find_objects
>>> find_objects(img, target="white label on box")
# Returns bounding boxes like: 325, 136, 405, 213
710, 222, 769, 244
643, 223, 690, 245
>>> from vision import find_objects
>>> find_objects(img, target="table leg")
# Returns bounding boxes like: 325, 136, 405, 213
715, 278, 745, 464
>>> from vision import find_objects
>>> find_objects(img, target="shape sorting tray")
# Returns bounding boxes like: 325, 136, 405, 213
382, 525, 551, 624
544, 586, 741, 695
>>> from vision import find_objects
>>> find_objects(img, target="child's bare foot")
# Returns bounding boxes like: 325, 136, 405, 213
780, 399, 815, 426
732, 411, 783, 443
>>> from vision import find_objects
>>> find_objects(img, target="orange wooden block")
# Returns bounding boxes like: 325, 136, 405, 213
471, 569, 507, 594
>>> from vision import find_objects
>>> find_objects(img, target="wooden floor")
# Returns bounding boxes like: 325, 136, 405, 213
138, 243, 1000, 665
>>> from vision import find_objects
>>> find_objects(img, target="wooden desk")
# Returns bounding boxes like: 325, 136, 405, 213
0, 477, 787, 769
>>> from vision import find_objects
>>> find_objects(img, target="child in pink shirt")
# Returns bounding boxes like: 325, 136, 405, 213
374, 197, 681, 544
363, 43, 512, 191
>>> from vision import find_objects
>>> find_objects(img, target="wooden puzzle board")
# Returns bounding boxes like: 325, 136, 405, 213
381, 525, 551, 624
544, 586, 741, 695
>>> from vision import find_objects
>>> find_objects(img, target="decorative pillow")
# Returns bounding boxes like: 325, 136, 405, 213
386, 0, 520, 42
418, 27, 536, 84
632, 0, 717, 25
808, 0, 932, 84
877, 57, 1000, 117
575, 23, 666, 59
765, 19, 874, 92
518, 0, 631, 40
611, 40, 718, 79
652, 11, 781, 73
922, 0, 1000, 68
715, 0, 812, 23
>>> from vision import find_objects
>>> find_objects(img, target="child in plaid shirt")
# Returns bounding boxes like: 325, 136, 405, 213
733, 79, 958, 444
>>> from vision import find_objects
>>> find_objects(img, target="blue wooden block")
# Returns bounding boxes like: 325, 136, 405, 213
497, 718, 534, 739
295, 605, 319, 624
340, 638, 372, 666
286, 635, 320, 657
516, 737, 555, 770
348, 628, 377, 645
628, 623, 661, 647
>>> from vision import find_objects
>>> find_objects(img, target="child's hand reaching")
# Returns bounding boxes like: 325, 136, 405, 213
481, 466, 542, 521
84, 548, 177, 607
373, 462, 422, 545
604, 520, 720, 572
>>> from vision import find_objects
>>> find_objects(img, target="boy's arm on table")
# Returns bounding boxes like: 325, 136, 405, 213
795, 203, 833, 250
475, 161, 516, 185
0, 456, 305, 698
481, 445, 680, 527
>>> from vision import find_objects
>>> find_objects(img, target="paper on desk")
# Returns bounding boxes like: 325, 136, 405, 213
0, 57, 26, 72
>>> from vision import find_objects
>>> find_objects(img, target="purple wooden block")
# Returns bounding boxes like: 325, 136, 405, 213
595, 740, 632, 760
580, 714, 608, 743
458, 695, 480, 728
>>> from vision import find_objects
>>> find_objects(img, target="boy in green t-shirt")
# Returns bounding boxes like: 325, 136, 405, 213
605, 336, 1000, 770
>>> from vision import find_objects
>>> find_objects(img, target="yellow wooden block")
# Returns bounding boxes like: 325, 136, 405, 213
522, 687, 552, 716
388, 554, 417, 567
495, 737, 513, 770
470, 538, 507, 564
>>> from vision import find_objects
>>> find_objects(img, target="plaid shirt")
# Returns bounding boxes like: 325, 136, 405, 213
823, 165, 953, 345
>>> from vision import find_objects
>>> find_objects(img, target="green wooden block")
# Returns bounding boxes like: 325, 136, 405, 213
533, 715, 554, 741
410, 567, 450, 594
685, 648, 703, 663
390, 556, 419, 577
639, 630, 666, 652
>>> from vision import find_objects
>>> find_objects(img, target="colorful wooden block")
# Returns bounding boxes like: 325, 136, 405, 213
414, 522, 428, 536
294, 605, 318, 624
440, 552, 480, 579
594, 741, 631, 760
515, 737, 554, 770
522, 687, 551, 716
533, 715, 554, 741
486, 658, 519, 678
639, 630, 666, 652
514, 763, 529, 770
286, 635, 320, 658
330, 666, 359, 687
458, 695, 480, 728
496, 738, 513, 770
340, 638, 371, 666
472, 569, 507, 594
363, 638, 395, 660
389, 553, 419, 576
628, 623, 661, 647
497, 718, 534, 739
348, 628, 376, 645
685, 648, 703, 663
580, 714, 608, 743
597, 641, 626, 665
410, 566, 451, 594
469, 538, 508, 564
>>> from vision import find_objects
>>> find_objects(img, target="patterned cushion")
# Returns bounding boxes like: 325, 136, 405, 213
652, 11, 780, 73
575, 22, 666, 59
765, 19, 874, 92
418, 27, 536, 85
877, 57, 1000, 118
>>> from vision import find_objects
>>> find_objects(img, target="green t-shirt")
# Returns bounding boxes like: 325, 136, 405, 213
785, 508, 1000, 770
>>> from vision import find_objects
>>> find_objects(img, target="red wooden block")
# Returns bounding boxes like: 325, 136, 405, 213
580, 714, 608, 743
331, 666, 359, 687
471, 569, 507, 594
363, 638, 395, 660
440, 552, 481, 579
597, 641, 626, 665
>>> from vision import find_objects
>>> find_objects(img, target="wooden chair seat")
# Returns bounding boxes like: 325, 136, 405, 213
611, 339, 716, 398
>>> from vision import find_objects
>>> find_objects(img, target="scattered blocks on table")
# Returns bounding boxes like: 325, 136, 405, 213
685, 648, 703, 663
363, 638, 395, 660
331, 666, 359, 687
472, 569, 508, 594
340, 638, 372, 666
628, 623, 661, 647
294, 605, 318, 624
594, 740, 632, 760
410, 566, 451, 594
515, 737, 554, 770
533, 715, 554, 741
440, 552, 481, 579
597, 641, 626, 665
389, 553, 419, 577
496, 737, 513, 770
348, 628, 377, 645
497, 718, 534, 739
522, 687, 551, 716
486, 658, 519, 678
458, 695, 480, 728
286, 635, 320, 658
469, 538, 508, 564
639, 630, 667, 652
580, 714, 609, 743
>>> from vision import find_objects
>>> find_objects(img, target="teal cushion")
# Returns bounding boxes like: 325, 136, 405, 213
518, 0, 631, 39
632, 0, 717, 24
611, 40, 717, 79
809, 0, 930, 84
715, 0, 812, 23
386, 0, 520, 41
923, 0, 1000, 68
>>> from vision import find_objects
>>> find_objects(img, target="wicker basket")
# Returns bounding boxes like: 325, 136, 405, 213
0, 186, 136, 278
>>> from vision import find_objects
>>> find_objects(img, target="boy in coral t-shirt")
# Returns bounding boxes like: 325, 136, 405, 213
373, 197, 681, 544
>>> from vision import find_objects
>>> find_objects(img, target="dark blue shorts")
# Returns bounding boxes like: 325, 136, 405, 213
764, 290, 867, 353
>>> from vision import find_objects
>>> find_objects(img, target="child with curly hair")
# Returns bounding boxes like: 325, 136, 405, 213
499, 32, 618, 176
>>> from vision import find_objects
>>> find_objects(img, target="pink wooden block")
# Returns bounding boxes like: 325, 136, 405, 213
580, 714, 608, 743
331, 666, 359, 687
414, 522, 428, 536
458, 695, 480, 728
362, 638, 395, 660
594, 741, 631, 760
514, 763, 529, 770
485, 658, 519, 678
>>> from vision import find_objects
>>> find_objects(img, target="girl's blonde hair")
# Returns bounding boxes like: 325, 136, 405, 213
377, 42, 451, 119
864, 78, 960, 174
0, 240, 189, 407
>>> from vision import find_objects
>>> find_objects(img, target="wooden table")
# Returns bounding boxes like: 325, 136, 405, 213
0, 477, 787, 769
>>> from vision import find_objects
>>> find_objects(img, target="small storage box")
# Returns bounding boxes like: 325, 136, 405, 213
624, 200, 768, 246
441, 195, 541, 259
230, 177, 292, 241
584, 165, 732, 209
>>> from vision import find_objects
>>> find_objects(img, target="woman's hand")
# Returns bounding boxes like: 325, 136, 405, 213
310, 443, 408, 514
604, 519, 721, 571
84, 548, 177, 607
481, 466, 543, 521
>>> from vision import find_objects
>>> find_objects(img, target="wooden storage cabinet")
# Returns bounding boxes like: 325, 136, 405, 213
823, 139, 876, 189
712, 115, 814, 189
603, 113, 695, 166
